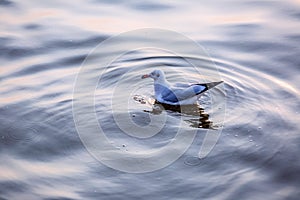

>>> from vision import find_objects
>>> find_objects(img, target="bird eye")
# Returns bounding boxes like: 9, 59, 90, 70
156, 74, 160, 77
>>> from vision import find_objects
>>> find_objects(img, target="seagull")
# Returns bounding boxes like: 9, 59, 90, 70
141, 69, 223, 105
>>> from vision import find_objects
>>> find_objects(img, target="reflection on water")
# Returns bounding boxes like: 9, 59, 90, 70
133, 95, 213, 129
154, 101, 213, 129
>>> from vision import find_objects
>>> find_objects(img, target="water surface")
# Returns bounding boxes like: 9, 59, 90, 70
1, 0, 300, 199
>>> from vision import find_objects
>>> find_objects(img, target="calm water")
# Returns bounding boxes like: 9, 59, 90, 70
1, 0, 300, 199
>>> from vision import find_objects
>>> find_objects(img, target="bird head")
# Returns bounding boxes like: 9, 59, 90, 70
141, 69, 165, 82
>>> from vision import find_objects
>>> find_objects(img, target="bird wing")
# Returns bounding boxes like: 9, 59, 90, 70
159, 81, 223, 103
157, 84, 204, 103
172, 84, 207, 100
173, 82, 191, 88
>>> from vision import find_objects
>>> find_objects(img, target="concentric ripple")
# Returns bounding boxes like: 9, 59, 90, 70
206, 57, 300, 172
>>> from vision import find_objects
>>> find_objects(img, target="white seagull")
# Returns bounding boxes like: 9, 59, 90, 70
141, 69, 223, 105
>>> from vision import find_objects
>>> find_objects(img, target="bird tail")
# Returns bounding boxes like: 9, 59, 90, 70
193, 81, 223, 95
204, 81, 223, 89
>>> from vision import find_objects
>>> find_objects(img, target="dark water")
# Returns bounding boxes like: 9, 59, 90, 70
1, 0, 300, 199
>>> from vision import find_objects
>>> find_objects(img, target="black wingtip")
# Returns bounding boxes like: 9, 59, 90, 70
192, 81, 223, 95
205, 81, 223, 89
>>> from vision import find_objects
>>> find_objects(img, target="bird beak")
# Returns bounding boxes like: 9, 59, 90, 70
141, 74, 150, 79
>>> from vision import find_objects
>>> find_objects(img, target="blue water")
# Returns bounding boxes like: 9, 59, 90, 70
1, 0, 300, 199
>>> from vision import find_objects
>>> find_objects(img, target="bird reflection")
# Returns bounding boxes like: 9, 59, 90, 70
133, 95, 213, 129
148, 100, 212, 129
